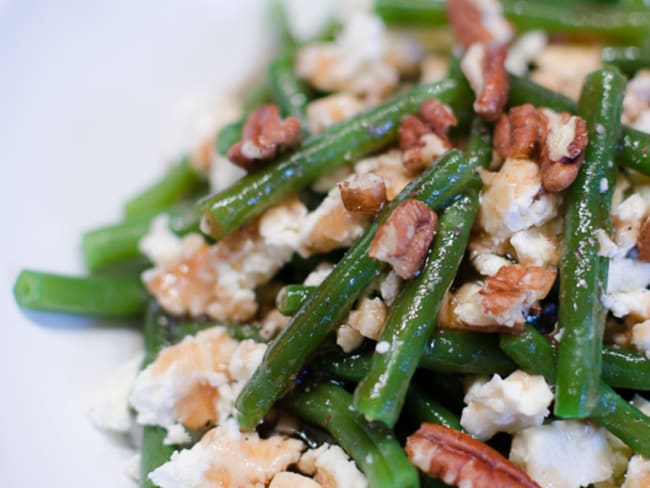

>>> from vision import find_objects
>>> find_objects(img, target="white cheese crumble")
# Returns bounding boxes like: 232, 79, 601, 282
510, 420, 613, 488
306, 93, 365, 134
632, 320, 650, 358
270, 472, 322, 488
138, 215, 184, 267
460, 370, 553, 440
505, 31, 547, 76
622, 455, 650, 488
509, 228, 560, 268
298, 443, 368, 488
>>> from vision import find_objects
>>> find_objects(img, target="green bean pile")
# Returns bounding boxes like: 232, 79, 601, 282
13, 0, 650, 487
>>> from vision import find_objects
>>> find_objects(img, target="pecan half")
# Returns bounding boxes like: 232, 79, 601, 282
638, 217, 650, 262
538, 109, 588, 192
481, 264, 556, 316
227, 104, 301, 171
446, 0, 513, 48
494, 104, 541, 159
369, 200, 438, 279
419, 99, 458, 136
338, 173, 387, 216
406, 423, 541, 488
461, 43, 509, 122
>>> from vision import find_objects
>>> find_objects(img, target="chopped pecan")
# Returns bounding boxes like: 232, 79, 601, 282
638, 217, 650, 262
338, 173, 387, 216
227, 104, 301, 171
369, 200, 438, 279
406, 423, 541, 488
538, 109, 589, 192
494, 104, 541, 159
461, 43, 509, 122
446, 0, 513, 48
481, 264, 556, 316
398, 100, 457, 174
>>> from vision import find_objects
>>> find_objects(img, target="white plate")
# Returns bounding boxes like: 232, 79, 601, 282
0, 1, 341, 485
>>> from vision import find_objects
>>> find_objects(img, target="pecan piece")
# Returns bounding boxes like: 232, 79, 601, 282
369, 200, 438, 279
446, 0, 513, 48
461, 43, 509, 122
494, 104, 541, 159
406, 423, 541, 488
638, 217, 650, 262
538, 109, 588, 192
227, 104, 301, 171
398, 100, 457, 174
338, 173, 387, 216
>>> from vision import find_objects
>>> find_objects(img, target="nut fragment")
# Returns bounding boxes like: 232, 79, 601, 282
227, 104, 301, 171
494, 104, 540, 159
481, 264, 556, 316
638, 217, 650, 263
406, 423, 541, 488
538, 109, 588, 192
369, 200, 438, 279
446, 0, 513, 48
338, 173, 387, 216
461, 43, 509, 122
398, 100, 457, 173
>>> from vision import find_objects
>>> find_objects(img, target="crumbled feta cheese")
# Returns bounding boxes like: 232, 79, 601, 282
353, 149, 412, 199
89, 353, 143, 434
505, 31, 547, 76
311, 166, 354, 194
602, 289, 650, 320
510, 420, 613, 488
270, 472, 322, 488
612, 193, 648, 255
622, 70, 650, 134
460, 370, 553, 440
259, 197, 307, 251
298, 444, 368, 488
336, 324, 364, 353
509, 228, 560, 268
632, 320, 650, 358
419, 54, 449, 84
164, 423, 191, 446
126, 453, 141, 483
306, 93, 365, 134
138, 215, 184, 267
607, 258, 650, 294
209, 154, 247, 193
342, 296, 387, 340
478, 159, 561, 241
379, 271, 401, 306
622, 455, 650, 488
150, 419, 305, 488
632, 394, 650, 416
303, 263, 334, 287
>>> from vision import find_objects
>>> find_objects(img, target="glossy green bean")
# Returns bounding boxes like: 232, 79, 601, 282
283, 383, 419, 488
354, 193, 478, 427
602, 46, 650, 75
602, 347, 650, 390
500, 325, 650, 456
235, 149, 481, 429
14, 270, 146, 318
404, 381, 463, 431
125, 158, 205, 218
508, 75, 650, 176
198, 76, 472, 239
276, 285, 317, 316
374, 0, 447, 26
268, 54, 311, 131
216, 119, 245, 156
82, 203, 199, 272
555, 66, 625, 418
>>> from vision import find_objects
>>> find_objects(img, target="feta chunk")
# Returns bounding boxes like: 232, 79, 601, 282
602, 289, 650, 320
209, 154, 246, 193
150, 419, 305, 488
138, 215, 184, 267
623, 455, 650, 488
298, 444, 368, 488
622, 70, 650, 134
505, 31, 547, 76
270, 472, 322, 488
306, 93, 365, 134
510, 420, 613, 488
461, 370, 553, 440
632, 320, 650, 358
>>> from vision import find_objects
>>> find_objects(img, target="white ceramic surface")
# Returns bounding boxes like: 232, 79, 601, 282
0, 1, 341, 485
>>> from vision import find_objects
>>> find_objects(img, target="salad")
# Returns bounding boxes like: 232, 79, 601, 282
12, 0, 650, 487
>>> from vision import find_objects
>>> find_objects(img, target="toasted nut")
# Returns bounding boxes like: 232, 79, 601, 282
227, 104, 301, 171
481, 264, 557, 316
399, 115, 431, 151
494, 104, 540, 159
538, 109, 589, 192
638, 217, 650, 262
369, 200, 438, 279
446, 0, 513, 48
406, 423, 541, 488
338, 173, 387, 216
461, 43, 509, 122
419, 99, 459, 136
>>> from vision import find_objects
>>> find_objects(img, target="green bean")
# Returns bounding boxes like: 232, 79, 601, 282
198, 75, 472, 239
82, 203, 199, 272
316, 329, 516, 382
13, 270, 146, 318
508, 75, 650, 176
555, 66, 626, 418
500, 325, 650, 456
354, 193, 478, 427
216, 119, 244, 156
235, 149, 481, 429
602, 46, 650, 75
375, 0, 650, 42
276, 285, 316, 316
404, 381, 463, 431
125, 158, 206, 218
268, 54, 312, 132
283, 383, 419, 488
602, 347, 650, 390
